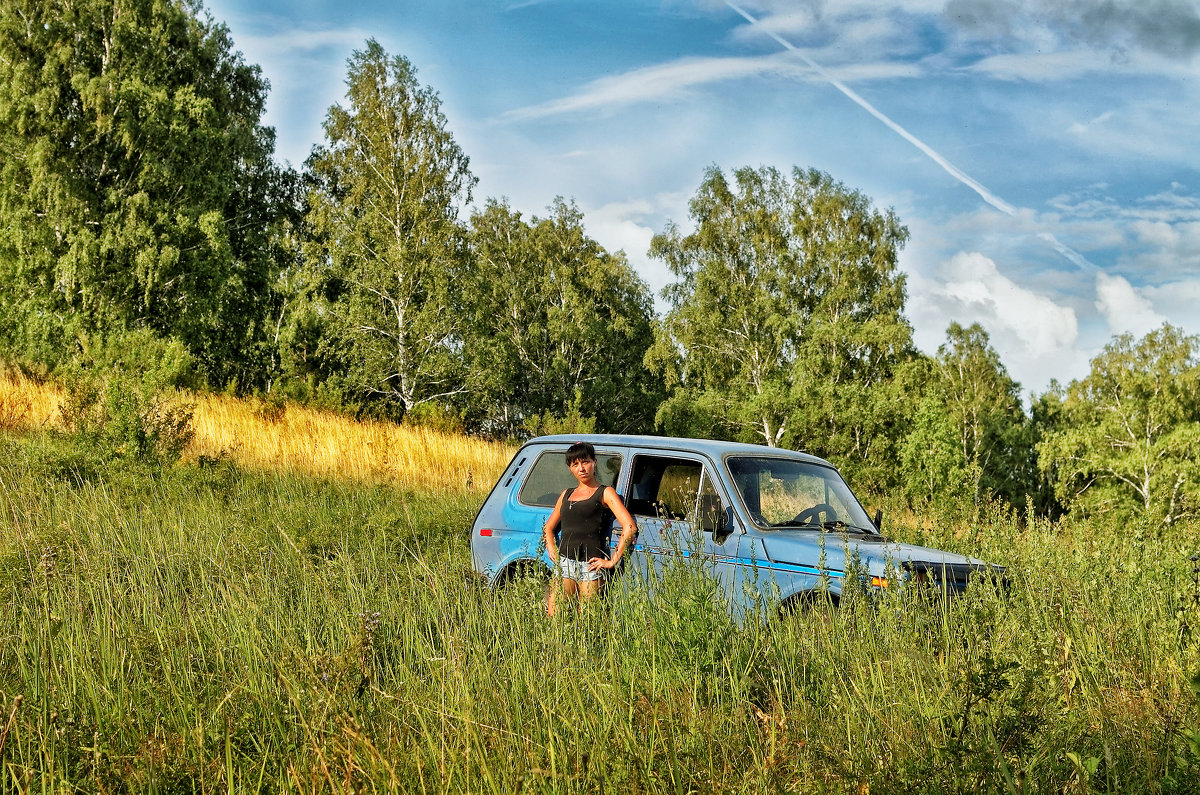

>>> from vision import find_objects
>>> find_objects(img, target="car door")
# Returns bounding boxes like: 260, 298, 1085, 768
622, 451, 747, 605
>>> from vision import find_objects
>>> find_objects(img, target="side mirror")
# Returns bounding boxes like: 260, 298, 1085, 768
698, 493, 733, 543
873, 508, 884, 531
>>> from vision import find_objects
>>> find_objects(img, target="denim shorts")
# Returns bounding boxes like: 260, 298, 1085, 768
556, 555, 607, 583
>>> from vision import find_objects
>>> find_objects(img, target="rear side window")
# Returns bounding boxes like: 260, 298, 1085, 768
517, 451, 623, 507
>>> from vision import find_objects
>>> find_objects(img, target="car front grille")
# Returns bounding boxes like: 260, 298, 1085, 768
901, 561, 1008, 594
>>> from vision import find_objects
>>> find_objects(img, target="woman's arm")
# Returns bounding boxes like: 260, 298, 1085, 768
591, 487, 637, 571
542, 491, 566, 563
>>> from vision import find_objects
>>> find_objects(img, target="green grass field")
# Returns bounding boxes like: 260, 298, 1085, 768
2, 429, 1199, 793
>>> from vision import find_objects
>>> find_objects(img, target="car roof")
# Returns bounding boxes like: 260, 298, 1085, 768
522, 433, 833, 467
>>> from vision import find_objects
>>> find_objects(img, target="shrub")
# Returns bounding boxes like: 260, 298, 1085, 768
523, 394, 597, 438
405, 402, 464, 434
59, 340, 195, 467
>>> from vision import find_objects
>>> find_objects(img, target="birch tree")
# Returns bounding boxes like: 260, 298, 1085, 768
463, 198, 658, 435
1038, 324, 1200, 527
0, 0, 285, 387
305, 40, 475, 416
649, 165, 914, 489
900, 323, 1034, 508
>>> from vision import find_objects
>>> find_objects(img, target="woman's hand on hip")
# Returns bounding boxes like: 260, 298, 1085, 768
587, 556, 616, 572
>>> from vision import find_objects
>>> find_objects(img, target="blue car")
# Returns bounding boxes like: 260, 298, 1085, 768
470, 434, 1003, 616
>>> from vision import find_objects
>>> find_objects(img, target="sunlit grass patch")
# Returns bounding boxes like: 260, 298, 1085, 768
187, 392, 513, 492
0, 371, 60, 430
0, 373, 513, 492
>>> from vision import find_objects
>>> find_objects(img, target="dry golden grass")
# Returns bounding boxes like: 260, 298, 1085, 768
0, 371, 60, 430
0, 373, 514, 492
188, 392, 514, 491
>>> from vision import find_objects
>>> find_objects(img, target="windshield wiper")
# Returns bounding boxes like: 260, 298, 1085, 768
767, 519, 879, 534
822, 521, 880, 535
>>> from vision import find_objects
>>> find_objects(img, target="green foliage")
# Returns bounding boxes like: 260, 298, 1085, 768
1178, 553, 1200, 653
60, 338, 195, 467
0, 0, 290, 389
269, 203, 341, 403
1038, 324, 1200, 527
649, 165, 917, 491
645, 384, 727, 441
522, 393, 599, 438
901, 323, 1038, 511
900, 390, 973, 506
79, 327, 196, 390
464, 198, 660, 436
305, 39, 476, 418
404, 401, 465, 435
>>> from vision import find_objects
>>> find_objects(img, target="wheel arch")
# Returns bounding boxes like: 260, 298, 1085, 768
493, 556, 551, 587
778, 588, 841, 617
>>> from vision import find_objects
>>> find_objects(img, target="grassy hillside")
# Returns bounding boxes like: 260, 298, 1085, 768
0, 372, 514, 491
1, 377, 1199, 792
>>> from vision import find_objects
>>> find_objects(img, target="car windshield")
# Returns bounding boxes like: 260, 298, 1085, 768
727, 456, 877, 533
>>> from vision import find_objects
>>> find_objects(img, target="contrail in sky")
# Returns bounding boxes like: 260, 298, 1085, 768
726, 1, 1096, 272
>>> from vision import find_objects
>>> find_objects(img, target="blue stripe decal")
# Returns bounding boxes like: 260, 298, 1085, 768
630, 543, 845, 579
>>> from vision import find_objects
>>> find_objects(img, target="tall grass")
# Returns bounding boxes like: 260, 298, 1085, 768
0, 374, 513, 491
0, 372, 58, 431
2, 430, 1198, 793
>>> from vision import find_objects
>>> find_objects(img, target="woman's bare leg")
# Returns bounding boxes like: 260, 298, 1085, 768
547, 577, 578, 616
576, 579, 602, 604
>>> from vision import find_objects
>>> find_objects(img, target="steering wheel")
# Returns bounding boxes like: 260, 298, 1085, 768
794, 503, 837, 526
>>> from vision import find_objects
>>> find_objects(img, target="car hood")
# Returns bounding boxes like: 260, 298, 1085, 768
761, 532, 990, 574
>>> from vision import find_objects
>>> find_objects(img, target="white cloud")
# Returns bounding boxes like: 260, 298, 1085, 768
1094, 272, 1168, 336
730, 3, 930, 57
1138, 183, 1200, 214
944, 253, 1080, 355
500, 54, 800, 122
1131, 219, 1181, 249
583, 199, 655, 254
1126, 220, 1200, 273
201, 11, 375, 166
967, 49, 1143, 81
907, 251, 1082, 391
1053, 98, 1200, 165
944, 0, 1200, 61
231, 27, 370, 58
581, 193, 693, 305
1142, 278, 1200, 332
499, 50, 920, 123
1067, 110, 1115, 135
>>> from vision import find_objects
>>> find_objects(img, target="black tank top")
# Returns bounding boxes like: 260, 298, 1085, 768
559, 485, 611, 562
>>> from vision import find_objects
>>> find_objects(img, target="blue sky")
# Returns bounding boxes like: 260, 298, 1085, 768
205, 0, 1200, 397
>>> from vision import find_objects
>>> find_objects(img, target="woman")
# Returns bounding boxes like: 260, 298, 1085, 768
542, 441, 637, 615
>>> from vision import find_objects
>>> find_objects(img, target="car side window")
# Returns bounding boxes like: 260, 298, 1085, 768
627, 455, 704, 523
516, 450, 622, 507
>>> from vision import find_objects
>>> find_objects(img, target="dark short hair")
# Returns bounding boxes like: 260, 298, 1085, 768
565, 441, 596, 465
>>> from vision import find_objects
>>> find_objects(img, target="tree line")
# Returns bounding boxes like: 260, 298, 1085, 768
1, 1, 1197, 526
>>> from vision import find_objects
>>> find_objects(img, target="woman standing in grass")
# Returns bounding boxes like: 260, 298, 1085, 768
542, 441, 637, 615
